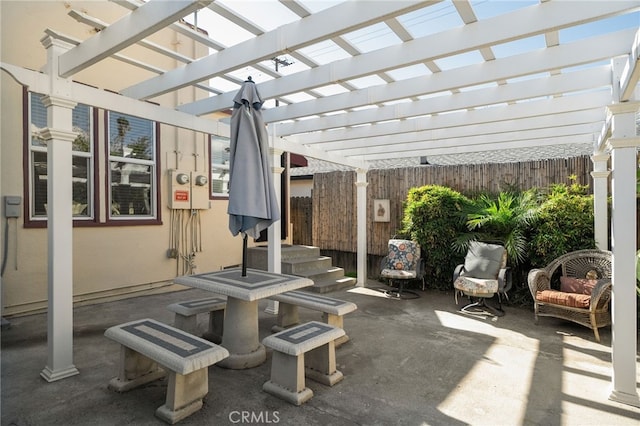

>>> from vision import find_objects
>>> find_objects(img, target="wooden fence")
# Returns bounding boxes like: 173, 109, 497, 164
295, 156, 594, 260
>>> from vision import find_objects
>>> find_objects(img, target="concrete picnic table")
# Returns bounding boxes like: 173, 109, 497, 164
174, 268, 313, 369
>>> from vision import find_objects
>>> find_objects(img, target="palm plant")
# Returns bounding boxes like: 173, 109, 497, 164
455, 190, 540, 266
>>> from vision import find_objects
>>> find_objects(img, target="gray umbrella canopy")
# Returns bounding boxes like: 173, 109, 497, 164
227, 77, 280, 241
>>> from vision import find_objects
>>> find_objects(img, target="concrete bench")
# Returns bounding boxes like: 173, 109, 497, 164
268, 291, 357, 347
104, 318, 229, 424
262, 321, 345, 406
167, 297, 226, 344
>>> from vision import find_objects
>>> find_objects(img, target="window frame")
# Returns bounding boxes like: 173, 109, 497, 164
24, 89, 99, 228
104, 110, 162, 226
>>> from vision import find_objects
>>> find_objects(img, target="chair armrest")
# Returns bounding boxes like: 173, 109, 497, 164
528, 269, 551, 298
453, 264, 464, 281
589, 280, 612, 312
498, 267, 512, 293
379, 256, 390, 272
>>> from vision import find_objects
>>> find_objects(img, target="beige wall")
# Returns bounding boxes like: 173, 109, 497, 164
0, 1, 246, 315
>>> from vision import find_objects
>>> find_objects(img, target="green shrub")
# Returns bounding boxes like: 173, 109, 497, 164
456, 190, 539, 266
528, 182, 596, 268
400, 185, 471, 290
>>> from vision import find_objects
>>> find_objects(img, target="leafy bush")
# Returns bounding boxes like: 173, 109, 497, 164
528, 182, 597, 268
455, 190, 539, 266
400, 185, 471, 290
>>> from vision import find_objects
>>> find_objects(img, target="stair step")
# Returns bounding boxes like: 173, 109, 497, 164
308, 276, 357, 294
282, 257, 333, 275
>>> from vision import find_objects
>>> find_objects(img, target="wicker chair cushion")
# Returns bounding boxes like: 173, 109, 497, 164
536, 290, 590, 309
559, 277, 605, 295
463, 242, 505, 279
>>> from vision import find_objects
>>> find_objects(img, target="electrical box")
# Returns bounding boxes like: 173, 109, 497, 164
4, 196, 21, 218
190, 171, 210, 210
168, 169, 191, 209
167, 170, 211, 210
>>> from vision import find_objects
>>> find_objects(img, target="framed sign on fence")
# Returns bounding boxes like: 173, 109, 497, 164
373, 199, 390, 222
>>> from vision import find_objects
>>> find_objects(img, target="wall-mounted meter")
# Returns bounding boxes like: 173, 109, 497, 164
194, 175, 208, 186
176, 173, 190, 185
167, 170, 211, 210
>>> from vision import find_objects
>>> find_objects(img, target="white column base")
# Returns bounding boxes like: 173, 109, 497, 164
40, 365, 79, 382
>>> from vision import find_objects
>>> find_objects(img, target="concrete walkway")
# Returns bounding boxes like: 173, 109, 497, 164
2, 281, 639, 425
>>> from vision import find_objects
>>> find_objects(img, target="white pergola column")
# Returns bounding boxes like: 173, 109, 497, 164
265, 138, 284, 315
590, 153, 610, 250
355, 169, 368, 287
39, 35, 79, 382
607, 101, 640, 407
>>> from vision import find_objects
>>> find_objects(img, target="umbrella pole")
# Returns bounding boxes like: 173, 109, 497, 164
242, 233, 248, 277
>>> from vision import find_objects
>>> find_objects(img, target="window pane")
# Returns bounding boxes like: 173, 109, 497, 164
211, 136, 230, 196
31, 92, 92, 152
29, 93, 92, 219
110, 162, 153, 216
32, 151, 47, 216
72, 105, 91, 153
30, 93, 47, 148
109, 112, 154, 161
72, 155, 91, 216
31, 152, 90, 217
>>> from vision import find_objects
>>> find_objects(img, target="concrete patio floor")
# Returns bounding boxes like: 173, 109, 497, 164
2, 280, 639, 426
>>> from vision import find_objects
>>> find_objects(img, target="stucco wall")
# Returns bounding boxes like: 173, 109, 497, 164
0, 1, 247, 315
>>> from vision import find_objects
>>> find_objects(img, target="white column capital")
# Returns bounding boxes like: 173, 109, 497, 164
40, 34, 74, 51
607, 137, 640, 150
40, 128, 77, 144
269, 147, 284, 156
607, 101, 640, 115
590, 153, 610, 163
41, 95, 77, 110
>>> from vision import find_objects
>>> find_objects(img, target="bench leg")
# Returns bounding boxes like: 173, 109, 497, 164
173, 313, 198, 335
263, 351, 313, 405
305, 341, 343, 387
108, 346, 166, 392
322, 313, 348, 347
203, 310, 224, 344
156, 369, 208, 424
272, 302, 299, 333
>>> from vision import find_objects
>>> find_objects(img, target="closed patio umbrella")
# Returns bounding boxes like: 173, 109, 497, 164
228, 77, 280, 276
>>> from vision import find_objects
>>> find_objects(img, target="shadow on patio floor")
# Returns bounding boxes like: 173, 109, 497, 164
2, 280, 639, 425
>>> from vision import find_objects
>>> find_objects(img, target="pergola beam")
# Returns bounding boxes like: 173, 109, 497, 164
120, 0, 435, 99
59, 0, 212, 78
302, 109, 604, 152
264, 29, 635, 124
285, 66, 610, 143
181, 0, 636, 116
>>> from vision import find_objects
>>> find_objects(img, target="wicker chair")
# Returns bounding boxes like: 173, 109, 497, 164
527, 249, 612, 342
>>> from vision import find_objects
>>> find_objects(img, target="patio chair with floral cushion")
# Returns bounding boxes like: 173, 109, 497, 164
527, 249, 612, 342
453, 241, 511, 317
380, 239, 424, 299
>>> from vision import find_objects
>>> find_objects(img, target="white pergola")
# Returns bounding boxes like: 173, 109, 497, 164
1, 0, 639, 406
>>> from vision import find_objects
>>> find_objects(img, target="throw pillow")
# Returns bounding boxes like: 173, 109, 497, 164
463, 241, 506, 279
559, 277, 609, 295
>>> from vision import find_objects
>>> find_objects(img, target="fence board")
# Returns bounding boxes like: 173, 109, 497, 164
302, 156, 594, 256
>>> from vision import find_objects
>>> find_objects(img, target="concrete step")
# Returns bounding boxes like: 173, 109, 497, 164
281, 256, 333, 275
244, 245, 356, 293
246, 245, 321, 270
307, 276, 357, 294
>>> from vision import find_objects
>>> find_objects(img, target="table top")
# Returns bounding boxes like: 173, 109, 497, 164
174, 268, 313, 301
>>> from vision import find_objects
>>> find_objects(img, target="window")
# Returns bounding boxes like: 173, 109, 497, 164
29, 92, 93, 220
107, 111, 157, 219
210, 135, 230, 197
